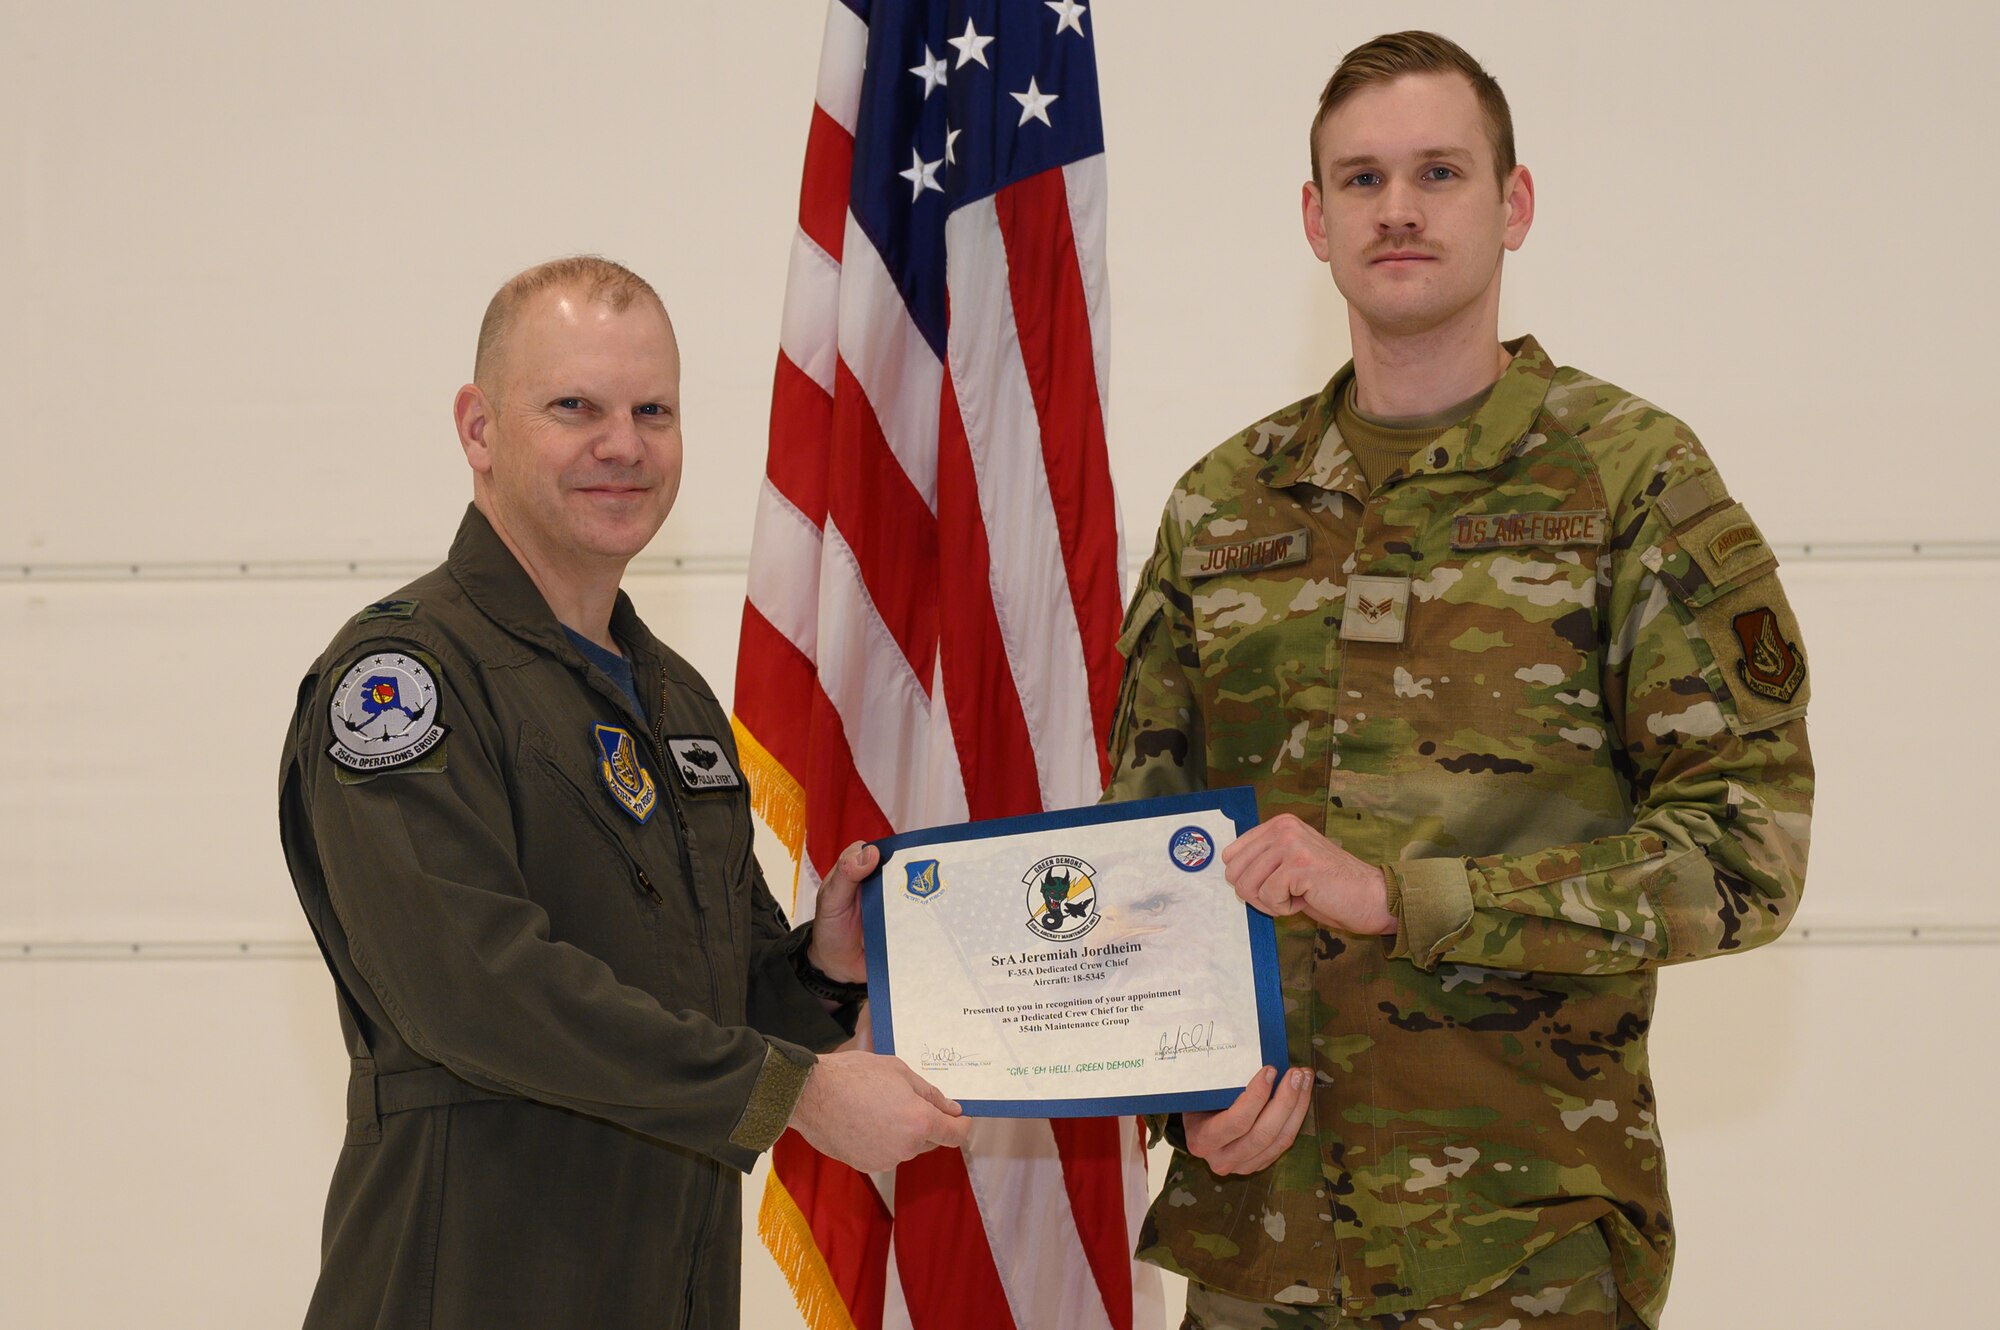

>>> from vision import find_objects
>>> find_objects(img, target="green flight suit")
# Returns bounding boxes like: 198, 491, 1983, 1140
1108, 338, 1813, 1326
278, 505, 851, 1329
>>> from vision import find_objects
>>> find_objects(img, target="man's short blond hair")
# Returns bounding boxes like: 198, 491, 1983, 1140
1309, 31, 1516, 191
473, 255, 665, 387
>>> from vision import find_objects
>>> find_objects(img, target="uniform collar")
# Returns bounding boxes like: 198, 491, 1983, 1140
1259, 334, 1555, 493
445, 505, 665, 709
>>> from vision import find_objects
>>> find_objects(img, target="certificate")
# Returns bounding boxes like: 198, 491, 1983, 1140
860, 788, 1284, 1118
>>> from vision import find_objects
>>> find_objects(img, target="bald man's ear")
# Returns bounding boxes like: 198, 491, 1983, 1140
454, 383, 497, 475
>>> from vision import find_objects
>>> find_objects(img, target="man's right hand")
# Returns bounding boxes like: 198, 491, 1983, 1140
790, 1050, 971, 1173
1182, 1066, 1313, 1175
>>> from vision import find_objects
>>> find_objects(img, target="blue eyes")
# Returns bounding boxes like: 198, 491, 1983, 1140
551, 399, 673, 419
1346, 166, 1458, 188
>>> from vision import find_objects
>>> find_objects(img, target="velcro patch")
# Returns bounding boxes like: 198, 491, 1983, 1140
355, 598, 419, 624
1655, 472, 1730, 528
328, 652, 448, 773
1731, 607, 1806, 703
1180, 529, 1310, 580
1452, 509, 1606, 550
665, 736, 742, 792
1340, 574, 1410, 644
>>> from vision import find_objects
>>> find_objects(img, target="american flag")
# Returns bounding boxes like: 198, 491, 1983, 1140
731, 2, 1157, 1327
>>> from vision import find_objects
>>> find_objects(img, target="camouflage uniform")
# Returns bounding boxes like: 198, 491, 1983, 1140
1107, 337, 1812, 1327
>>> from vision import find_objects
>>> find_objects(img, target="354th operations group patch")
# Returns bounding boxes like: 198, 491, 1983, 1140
328, 653, 447, 772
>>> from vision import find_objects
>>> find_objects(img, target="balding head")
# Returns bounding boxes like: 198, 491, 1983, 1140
473, 256, 668, 393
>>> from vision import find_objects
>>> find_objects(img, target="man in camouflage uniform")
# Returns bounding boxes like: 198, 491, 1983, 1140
1106, 33, 1812, 1329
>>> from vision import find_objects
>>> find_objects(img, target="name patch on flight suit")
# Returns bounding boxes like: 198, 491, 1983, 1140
327, 652, 448, 773
1451, 510, 1606, 550
1180, 529, 1311, 580
665, 736, 743, 793
1340, 574, 1411, 644
593, 724, 658, 823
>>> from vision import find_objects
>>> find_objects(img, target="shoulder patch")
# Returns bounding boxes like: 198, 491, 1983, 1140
355, 598, 419, 624
328, 652, 448, 773
1731, 607, 1807, 703
665, 736, 742, 792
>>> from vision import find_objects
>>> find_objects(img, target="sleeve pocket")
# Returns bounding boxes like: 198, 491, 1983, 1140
1655, 504, 1809, 735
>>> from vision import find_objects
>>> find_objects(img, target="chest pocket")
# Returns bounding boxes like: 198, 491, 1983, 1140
1187, 561, 1340, 784
1345, 500, 1613, 767
514, 722, 711, 1009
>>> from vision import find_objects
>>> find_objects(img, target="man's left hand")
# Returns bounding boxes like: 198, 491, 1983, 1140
1222, 814, 1397, 936
806, 841, 878, 984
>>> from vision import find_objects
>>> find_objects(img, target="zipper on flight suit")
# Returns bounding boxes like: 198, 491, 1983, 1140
633, 864, 663, 903
651, 666, 725, 1018
651, 665, 723, 1330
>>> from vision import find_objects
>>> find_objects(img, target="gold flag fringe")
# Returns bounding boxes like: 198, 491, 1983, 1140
758, 1165, 861, 1330
733, 722, 849, 1327
731, 716, 808, 893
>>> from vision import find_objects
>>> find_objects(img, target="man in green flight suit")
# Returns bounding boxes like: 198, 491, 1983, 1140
1107, 32, 1813, 1330
278, 257, 969, 1329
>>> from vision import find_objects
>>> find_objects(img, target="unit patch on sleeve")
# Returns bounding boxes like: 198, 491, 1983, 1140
593, 724, 658, 823
1731, 607, 1807, 702
328, 652, 447, 772
1180, 528, 1310, 579
665, 736, 743, 792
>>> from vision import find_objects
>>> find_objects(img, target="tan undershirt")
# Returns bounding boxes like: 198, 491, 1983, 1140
1336, 380, 1495, 494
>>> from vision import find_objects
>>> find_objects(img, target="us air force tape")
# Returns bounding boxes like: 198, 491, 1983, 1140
328, 652, 448, 773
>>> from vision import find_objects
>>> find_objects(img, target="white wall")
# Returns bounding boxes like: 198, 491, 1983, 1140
4, 2, 1996, 1326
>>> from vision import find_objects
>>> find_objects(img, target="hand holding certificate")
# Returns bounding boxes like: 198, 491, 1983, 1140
859, 789, 1284, 1117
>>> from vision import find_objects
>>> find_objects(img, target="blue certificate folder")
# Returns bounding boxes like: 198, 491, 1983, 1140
859, 787, 1287, 1119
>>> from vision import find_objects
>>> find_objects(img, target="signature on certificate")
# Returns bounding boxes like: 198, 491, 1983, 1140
1154, 1021, 1237, 1061
921, 1044, 988, 1071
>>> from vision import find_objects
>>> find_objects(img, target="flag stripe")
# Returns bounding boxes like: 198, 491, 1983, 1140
1061, 158, 1114, 431
781, 235, 843, 396
1049, 1117, 1138, 1330
747, 478, 826, 662
812, 0, 869, 136
944, 195, 1101, 810
935, 375, 1042, 820
892, 1144, 1019, 1330
768, 355, 836, 530
962, 1118, 1116, 1330
813, 523, 965, 851
993, 166, 1123, 774
802, 681, 893, 878
734, 604, 818, 779
826, 359, 939, 684
837, 213, 944, 511
800, 108, 856, 263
